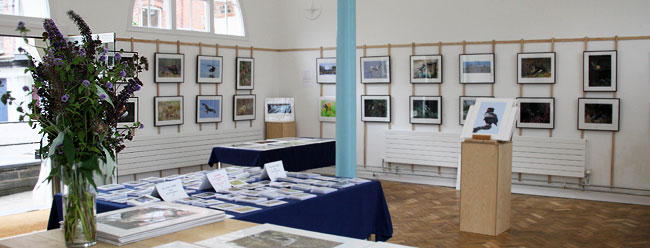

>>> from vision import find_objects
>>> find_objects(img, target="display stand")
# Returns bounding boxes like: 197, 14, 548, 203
266, 122, 296, 139
459, 138, 512, 236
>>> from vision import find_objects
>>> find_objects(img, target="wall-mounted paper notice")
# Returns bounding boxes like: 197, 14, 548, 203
151, 179, 189, 202
200, 169, 231, 191
302, 69, 314, 87
261, 160, 287, 182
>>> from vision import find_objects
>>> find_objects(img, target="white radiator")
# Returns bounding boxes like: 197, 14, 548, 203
384, 130, 586, 178
117, 128, 263, 175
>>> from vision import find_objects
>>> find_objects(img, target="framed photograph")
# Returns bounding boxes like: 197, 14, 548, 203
319, 97, 336, 122
584, 50, 617, 92
236, 57, 255, 90
197, 55, 223, 83
154, 53, 184, 83
265, 98, 294, 122
360, 56, 391, 83
233, 94, 256, 121
459, 96, 494, 125
117, 97, 138, 127
154, 96, 184, 126
316, 58, 336, 83
410, 55, 442, 83
578, 98, 620, 131
459, 53, 495, 84
361, 95, 391, 122
409, 96, 442, 124
517, 97, 554, 129
119, 51, 138, 80
461, 98, 518, 141
517, 52, 555, 84
196, 95, 223, 123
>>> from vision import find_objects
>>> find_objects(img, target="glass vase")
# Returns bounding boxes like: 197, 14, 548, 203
61, 165, 97, 247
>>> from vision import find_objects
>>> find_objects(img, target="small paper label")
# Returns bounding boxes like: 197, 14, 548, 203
151, 179, 189, 202
261, 161, 287, 182
202, 169, 231, 191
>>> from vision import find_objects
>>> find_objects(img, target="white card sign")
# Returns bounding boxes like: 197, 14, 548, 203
199, 169, 231, 191
151, 179, 189, 202
261, 161, 287, 182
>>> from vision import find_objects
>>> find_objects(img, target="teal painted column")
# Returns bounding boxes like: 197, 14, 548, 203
335, 0, 356, 178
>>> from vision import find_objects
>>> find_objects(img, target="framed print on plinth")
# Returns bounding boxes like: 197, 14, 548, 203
409, 96, 442, 124
316, 58, 336, 84
459, 96, 494, 125
461, 98, 518, 141
516, 97, 554, 129
584, 50, 617, 92
154, 53, 184, 83
459, 53, 495, 84
319, 97, 336, 122
360, 56, 391, 84
196, 95, 223, 123
197, 55, 223, 83
154, 96, 184, 126
265, 98, 295, 122
517, 52, 555, 84
117, 97, 138, 128
234, 94, 256, 121
410, 55, 442, 84
578, 98, 620, 131
361, 95, 391, 122
236, 57, 255, 90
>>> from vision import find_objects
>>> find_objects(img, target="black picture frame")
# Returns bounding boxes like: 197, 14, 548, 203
583, 50, 617, 92
516, 97, 555, 129
409, 95, 442, 125
316, 57, 336, 84
236, 57, 255, 90
517, 52, 556, 84
233, 94, 256, 121
410, 55, 443, 84
117, 97, 139, 128
196, 95, 223, 123
153, 96, 184, 127
577, 98, 620, 131
360, 56, 391, 84
154, 53, 185, 83
196, 55, 223, 84
459, 53, 495, 84
361, 95, 391, 122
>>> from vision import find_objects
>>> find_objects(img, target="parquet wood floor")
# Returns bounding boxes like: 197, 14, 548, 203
381, 180, 650, 248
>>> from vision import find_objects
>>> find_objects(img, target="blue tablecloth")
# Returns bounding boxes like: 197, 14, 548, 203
207, 140, 335, 172
48, 180, 393, 241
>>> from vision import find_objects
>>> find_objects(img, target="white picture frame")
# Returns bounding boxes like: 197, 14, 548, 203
361, 95, 391, 122
319, 97, 336, 122
410, 55, 442, 83
461, 98, 518, 141
155, 53, 184, 83
360, 56, 391, 83
265, 98, 295, 122
316, 57, 336, 83
409, 96, 442, 124
517, 52, 555, 84
517, 97, 554, 129
197, 55, 223, 83
233, 94, 256, 121
196, 95, 223, 123
578, 98, 620, 131
583, 50, 617, 92
154, 96, 184, 126
459, 53, 495, 84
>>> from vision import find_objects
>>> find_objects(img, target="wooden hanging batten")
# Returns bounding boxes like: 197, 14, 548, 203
176, 40, 181, 133
462, 40, 466, 96
437, 41, 443, 132
549, 38, 555, 138
249, 46, 254, 128
580, 37, 588, 139
199, 42, 203, 131
410, 42, 415, 131
129, 37, 134, 51
155, 39, 161, 134
610, 36, 618, 187
215, 43, 219, 130
387, 43, 392, 130
234, 45, 239, 129
490, 40, 496, 97
319, 46, 324, 138
518, 39, 524, 137
363, 44, 367, 168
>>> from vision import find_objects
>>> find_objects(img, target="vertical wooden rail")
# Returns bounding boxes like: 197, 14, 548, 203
581, 37, 588, 139
363, 44, 367, 168
490, 40, 496, 97
215, 43, 219, 130
249, 46, 254, 128
410, 42, 415, 131
519, 39, 524, 137
387, 43, 392, 130
156, 39, 161, 134
462, 41, 467, 96
234, 45, 239, 129
198, 42, 203, 131
549, 38, 555, 138
437, 41, 442, 133
176, 40, 181, 133
320, 46, 324, 138
611, 36, 618, 187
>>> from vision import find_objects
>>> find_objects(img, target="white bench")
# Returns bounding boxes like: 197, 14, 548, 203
117, 128, 263, 175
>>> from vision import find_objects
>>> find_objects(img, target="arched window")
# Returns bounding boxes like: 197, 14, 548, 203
130, 0, 245, 37
0, 0, 50, 18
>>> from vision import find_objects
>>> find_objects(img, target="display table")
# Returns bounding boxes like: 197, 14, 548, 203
207, 138, 335, 172
48, 180, 393, 242
0, 219, 257, 248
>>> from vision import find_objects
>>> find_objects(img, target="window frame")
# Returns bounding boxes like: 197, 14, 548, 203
127, 0, 248, 40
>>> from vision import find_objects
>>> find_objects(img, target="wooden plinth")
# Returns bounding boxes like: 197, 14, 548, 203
265, 122, 296, 139
460, 139, 512, 236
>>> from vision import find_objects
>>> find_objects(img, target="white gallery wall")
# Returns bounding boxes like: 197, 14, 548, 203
279, 0, 650, 191
0, 0, 648, 192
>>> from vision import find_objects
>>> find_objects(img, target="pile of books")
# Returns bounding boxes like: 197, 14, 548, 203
96, 202, 225, 246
